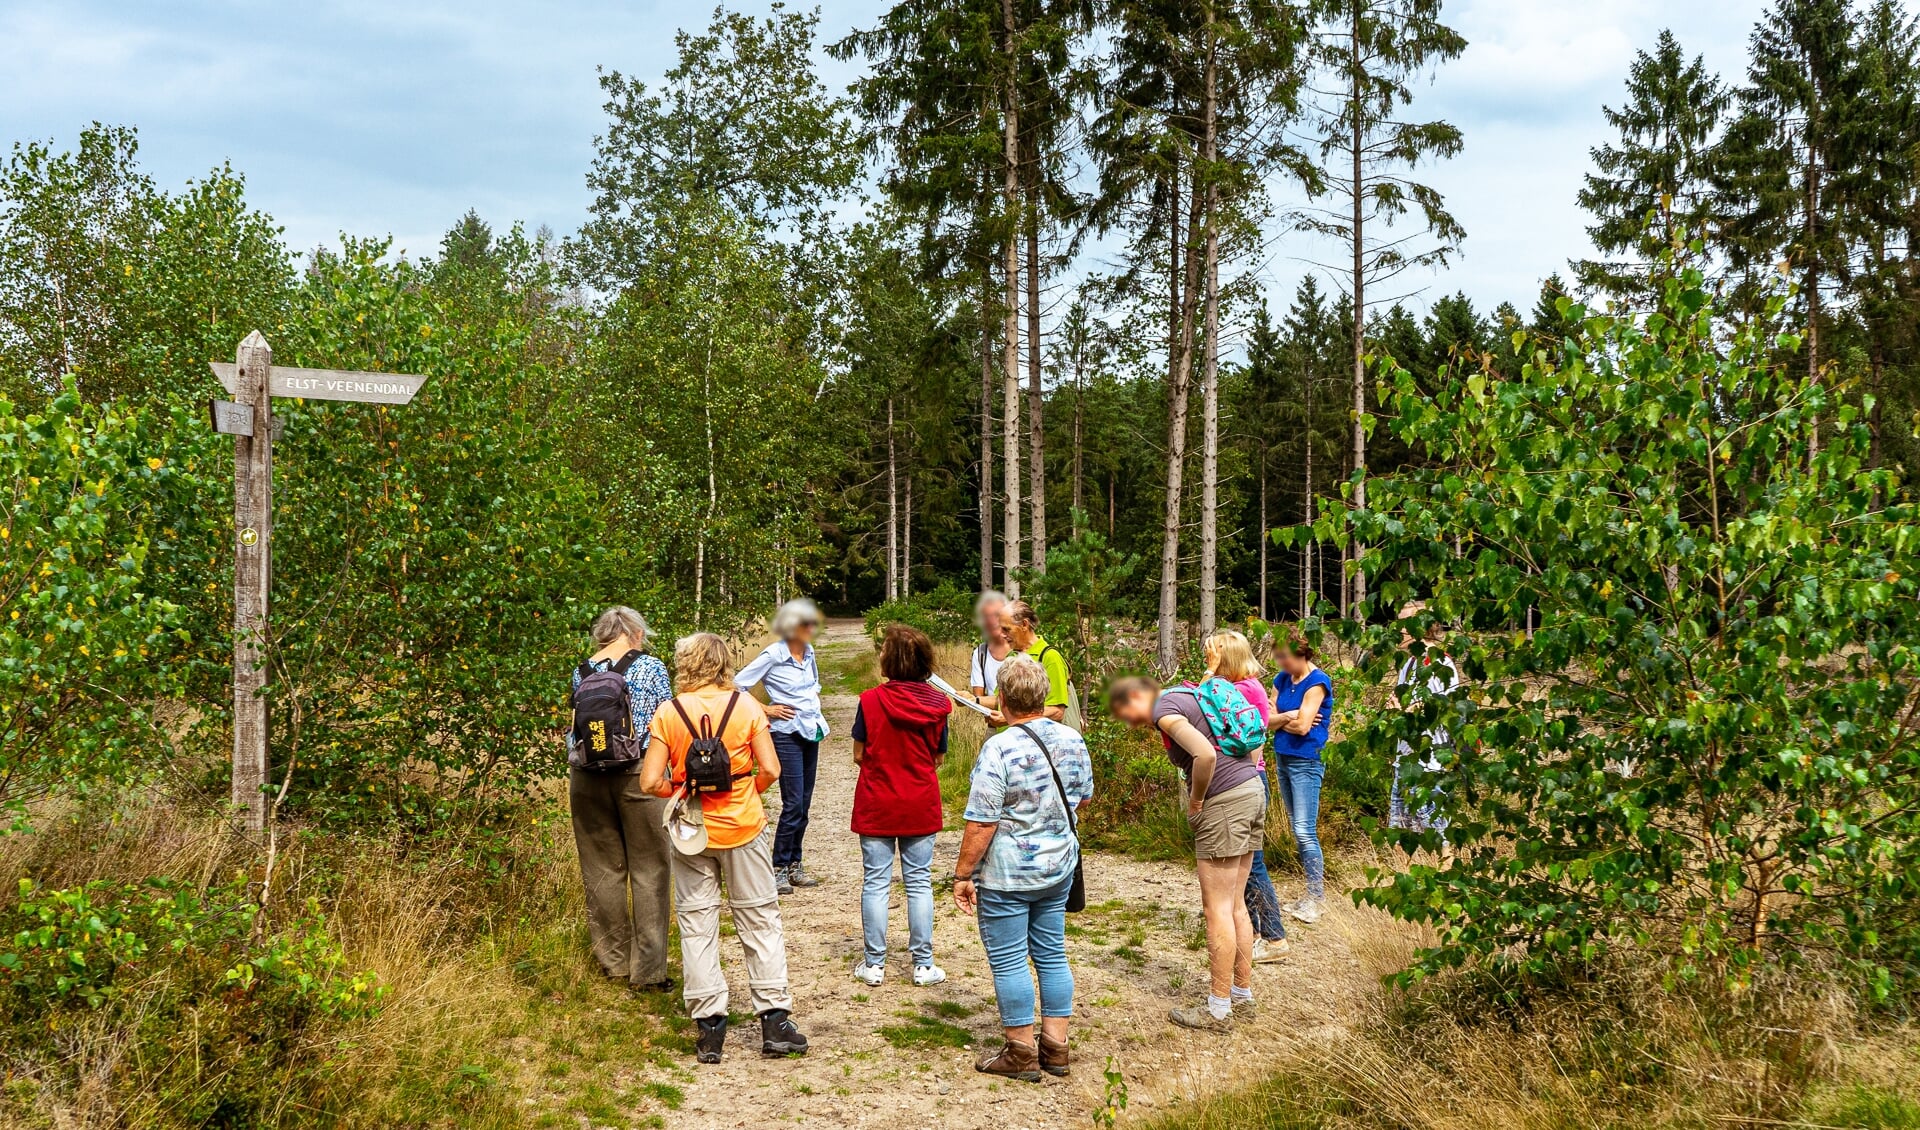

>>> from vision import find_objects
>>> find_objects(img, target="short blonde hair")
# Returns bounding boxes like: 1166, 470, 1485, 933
591, 605, 649, 648
1205, 630, 1262, 683
997, 655, 1050, 717
673, 632, 735, 692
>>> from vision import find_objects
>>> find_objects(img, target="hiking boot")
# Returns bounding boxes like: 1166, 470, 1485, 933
1037, 1033, 1071, 1078
760, 1009, 809, 1057
775, 867, 795, 896
695, 1015, 727, 1064
911, 964, 947, 986
1251, 937, 1290, 963
974, 1039, 1043, 1082
1168, 1004, 1233, 1034
1231, 997, 1258, 1019
852, 962, 885, 987
788, 862, 821, 888
1284, 898, 1324, 924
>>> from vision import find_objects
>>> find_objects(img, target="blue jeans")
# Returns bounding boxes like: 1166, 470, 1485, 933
770, 731, 819, 868
975, 876, 1074, 1028
1273, 757, 1326, 900
860, 834, 936, 968
1244, 773, 1287, 940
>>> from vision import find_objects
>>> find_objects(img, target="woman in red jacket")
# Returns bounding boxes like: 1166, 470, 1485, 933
851, 624, 954, 988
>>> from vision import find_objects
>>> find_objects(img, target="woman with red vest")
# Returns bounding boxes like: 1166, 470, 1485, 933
850, 624, 954, 988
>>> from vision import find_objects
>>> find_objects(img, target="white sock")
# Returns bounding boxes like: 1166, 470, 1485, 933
1207, 994, 1232, 1020
1230, 986, 1253, 1003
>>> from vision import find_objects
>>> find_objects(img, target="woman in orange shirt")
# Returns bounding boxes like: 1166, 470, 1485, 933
641, 632, 809, 1066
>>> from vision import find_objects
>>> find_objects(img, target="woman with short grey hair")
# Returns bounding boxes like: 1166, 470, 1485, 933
567, 605, 676, 991
736, 597, 830, 894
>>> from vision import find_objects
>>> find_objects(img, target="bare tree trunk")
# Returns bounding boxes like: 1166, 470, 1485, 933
1805, 145, 1821, 459
1347, 6, 1368, 620
889, 409, 900, 602
694, 337, 717, 626
1000, 0, 1023, 597
1198, 16, 1220, 640
980, 293, 995, 590
1258, 456, 1268, 622
1303, 350, 1314, 620
904, 475, 914, 598
1157, 159, 1205, 674
1026, 174, 1048, 572
1072, 341, 1085, 536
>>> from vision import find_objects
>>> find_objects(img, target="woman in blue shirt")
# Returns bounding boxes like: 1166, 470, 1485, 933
736, 598, 830, 894
1269, 636, 1334, 922
569, 606, 676, 989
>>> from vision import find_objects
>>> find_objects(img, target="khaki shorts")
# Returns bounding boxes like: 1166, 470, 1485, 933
1191, 778, 1267, 860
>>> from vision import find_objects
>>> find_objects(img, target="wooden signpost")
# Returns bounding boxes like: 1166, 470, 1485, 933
208, 332, 430, 832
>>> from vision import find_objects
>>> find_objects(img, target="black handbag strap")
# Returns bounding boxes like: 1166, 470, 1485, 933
1014, 722, 1078, 837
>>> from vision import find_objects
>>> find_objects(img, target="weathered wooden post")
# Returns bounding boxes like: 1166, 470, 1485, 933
231, 331, 273, 832
208, 334, 430, 833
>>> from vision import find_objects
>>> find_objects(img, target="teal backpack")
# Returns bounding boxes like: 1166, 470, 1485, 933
1171, 677, 1267, 759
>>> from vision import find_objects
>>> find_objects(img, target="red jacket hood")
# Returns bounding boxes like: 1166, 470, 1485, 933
864, 679, 952, 728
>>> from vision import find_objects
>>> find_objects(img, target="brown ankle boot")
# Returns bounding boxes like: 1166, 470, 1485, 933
974, 1039, 1042, 1082
1037, 1033, 1070, 1077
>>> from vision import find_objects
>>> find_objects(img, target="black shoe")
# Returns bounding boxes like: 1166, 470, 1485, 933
695, 1015, 727, 1064
760, 1009, 808, 1057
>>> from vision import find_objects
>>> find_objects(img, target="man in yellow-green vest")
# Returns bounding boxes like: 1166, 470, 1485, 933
991, 600, 1082, 731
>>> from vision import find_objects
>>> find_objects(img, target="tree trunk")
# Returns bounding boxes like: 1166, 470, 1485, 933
1026, 148, 1047, 571
1157, 158, 1206, 674
1198, 14, 1221, 640
1805, 142, 1821, 460
1303, 349, 1314, 621
1001, 0, 1023, 597
695, 337, 717, 626
1347, 5, 1368, 619
1258, 456, 1268, 622
904, 474, 914, 598
1072, 340, 1085, 535
887, 396, 899, 602
980, 290, 995, 590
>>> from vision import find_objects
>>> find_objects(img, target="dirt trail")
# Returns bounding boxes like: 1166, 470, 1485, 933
664, 620, 1380, 1129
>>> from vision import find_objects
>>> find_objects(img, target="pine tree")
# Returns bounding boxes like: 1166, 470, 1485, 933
1299, 0, 1466, 618
1574, 29, 1728, 301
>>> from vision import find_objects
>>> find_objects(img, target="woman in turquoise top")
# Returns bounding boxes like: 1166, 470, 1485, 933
1269, 637, 1334, 921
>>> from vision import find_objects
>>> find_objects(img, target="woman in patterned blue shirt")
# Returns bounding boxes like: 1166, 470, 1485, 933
953, 656, 1093, 1082
569, 606, 676, 990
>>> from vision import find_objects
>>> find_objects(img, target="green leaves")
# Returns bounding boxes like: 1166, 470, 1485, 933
1314, 258, 1920, 990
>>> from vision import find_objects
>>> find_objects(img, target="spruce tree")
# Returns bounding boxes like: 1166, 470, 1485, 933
1574, 29, 1728, 301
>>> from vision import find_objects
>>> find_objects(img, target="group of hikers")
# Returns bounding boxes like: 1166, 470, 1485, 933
565, 589, 1451, 1076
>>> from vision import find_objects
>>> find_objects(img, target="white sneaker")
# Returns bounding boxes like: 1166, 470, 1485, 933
912, 964, 947, 986
1284, 899, 1324, 924
853, 963, 885, 986
1251, 937, 1290, 963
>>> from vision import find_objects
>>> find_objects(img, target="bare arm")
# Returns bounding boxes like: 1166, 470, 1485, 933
751, 728, 780, 793
640, 738, 673, 797
852, 740, 865, 765
1158, 715, 1217, 815
1280, 686, 1327, 736
951, 819, 999, 914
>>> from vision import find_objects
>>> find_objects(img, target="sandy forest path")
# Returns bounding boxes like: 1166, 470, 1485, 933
662, 620, 1381, 1129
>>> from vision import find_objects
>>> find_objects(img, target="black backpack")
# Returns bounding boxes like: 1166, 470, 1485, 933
670, 692, 751, 796
570, 650, 646, 772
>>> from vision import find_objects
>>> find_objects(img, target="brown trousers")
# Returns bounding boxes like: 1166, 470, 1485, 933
569, 767, 673, 985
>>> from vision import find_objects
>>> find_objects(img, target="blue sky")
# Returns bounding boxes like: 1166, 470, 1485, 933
2, 0, 1769, 317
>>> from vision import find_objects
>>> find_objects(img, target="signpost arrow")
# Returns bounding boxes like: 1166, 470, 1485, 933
212, 334, 430, 832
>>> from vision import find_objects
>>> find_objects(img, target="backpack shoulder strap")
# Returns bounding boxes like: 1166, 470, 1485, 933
574, 661, 598, 685
612, 649, 644, 675
669, 696, 698, 737
716, 691, 741, 736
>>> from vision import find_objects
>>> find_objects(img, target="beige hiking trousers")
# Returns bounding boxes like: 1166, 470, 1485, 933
569, 767, 673, 986
672, 831, 794, 1020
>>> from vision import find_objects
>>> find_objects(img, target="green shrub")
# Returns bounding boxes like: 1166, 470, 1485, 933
0, 877, 384, 1125
863, 580, 976, 643
1304, 252, 1920, 990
